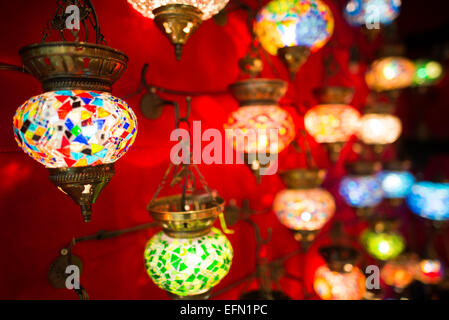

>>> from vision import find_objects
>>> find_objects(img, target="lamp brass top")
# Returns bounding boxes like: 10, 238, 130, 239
20, 41, 128, 92
345, 161, 382, 176
147, 193, 224, 238
313, 86, 355, 105
319, 245, 360, 273
383, 160, 412, 171
279, 168, 326, 189
370, 217, 401, 233
229, 78, 287, 106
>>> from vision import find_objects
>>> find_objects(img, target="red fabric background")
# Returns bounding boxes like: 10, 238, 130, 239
0, 0, 448, 299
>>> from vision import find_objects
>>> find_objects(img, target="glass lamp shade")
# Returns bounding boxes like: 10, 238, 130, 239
357, 113, 402, 145
414, 259, 444, 285
377, 170, 415, 199
254, 0, 334, 56
13, 90, 137, 168
406, 182, 449, 221
304, 104, 361, 143
366, 57, 416, 92
313, 265, 366, 300
381, 259, 414, 289
127, 0, 229, 19
339, 175, 383, 208
144, 228, 233, 297
273, 188, 335, 231
224, 105, 295, 154
361, 229, 405, 261
344, 0, 401, 26
413, 60, 444, 86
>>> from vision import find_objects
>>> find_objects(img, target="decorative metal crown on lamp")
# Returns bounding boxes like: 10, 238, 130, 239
314, 245, 366, 300
254, 0, 334, 79
224, 78, 295, 182
339, 161, 384, 218
366, 56, 415, 92
344, 0, 401, 26
304, 86, 361, 162
12, 0, 138, 222
273, 169, 335, 251
360, 218, 405, 261
127, 0, 229, 60
406, 182, 449, 221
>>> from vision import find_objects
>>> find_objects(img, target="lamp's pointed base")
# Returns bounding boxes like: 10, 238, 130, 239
48, 163, 115, 222
153, 4, 203, 60
323, 142, 345, 163
292, 230, 318, 252
277, 46, 310, 80
243, 153, 272, 184
168, 289, 211, 300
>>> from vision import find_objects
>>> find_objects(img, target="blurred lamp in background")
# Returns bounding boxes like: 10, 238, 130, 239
406, 182, 449, 221
144, 228, 233, 298
254, 0, 334, 78
366, 57, 415, 92
344, 0, 401, 26
127, 0, 229, 59
273, 169, 335, 250
305, 87, 361, 162
414, 259, 444, 285
381, 254, 417, 290
413, 60, 444, 87
360, 218, 405, 261
377, 161, 415, 203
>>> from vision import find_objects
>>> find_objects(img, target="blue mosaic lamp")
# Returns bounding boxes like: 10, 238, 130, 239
377, 161, 415, 202
344, 0, 401, 26
406, 182, 449, 221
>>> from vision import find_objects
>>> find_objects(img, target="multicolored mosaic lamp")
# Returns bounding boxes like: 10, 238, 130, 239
377, 161, 415, 204
344, 0, 401, 26
381, 254, 417, 290
366, 57, 416, 92
406, 182, 449, 221
339, 161, 384, 218
360, 218, 405, 261
273, 169, 335, 250
224, 78, 295, 182
413, 60, 444, 87
314, 245, 366, 300
254, 0, 334, 78
12, 1, 137, 222
304, 87, 361, 162
414, 258, 444, 285
128, 0, 229, 60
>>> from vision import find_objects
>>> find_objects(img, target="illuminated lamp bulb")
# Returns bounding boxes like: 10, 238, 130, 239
305, 87, 361, 162
14, 9, 137, 222
381, 254, 417, 289
144, 228, 233, 298
224, 78, 295, 182
413, 60, 444, 87
127, 0, 230, 60
366, 57, 415, 92
315, 245, 365, 300
274, 169, 335, 250
360, 219, 405, 261
414, 259, 444, 285
377, 161, 415, 204
344, 0, 401, 26
406, 182, 449, 221
339, 161, 383, 218
254, 0, 334, 78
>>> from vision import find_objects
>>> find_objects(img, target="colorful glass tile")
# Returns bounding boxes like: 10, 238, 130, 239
339, 175, 384, 208
144, 228, 233, 296
254, 0, 334, 55
13, 90, 138, 168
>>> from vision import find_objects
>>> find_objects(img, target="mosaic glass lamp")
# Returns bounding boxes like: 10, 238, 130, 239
254, 0, 334, 78
414, 259, 444, 285
360, 218, 405, 261
128, 0, 229, 60
314, 245, 366, 300
304, 87, 361, 162
413, 60, 444, 87
381, 254, 417, 289
377, 161, 415, 203
273, 169, 335, 250
339, 161, 383, 218
357, 108, 402, 147
224, 78, 295, 181
12, 1, 137, 222
344, 0, 401, 26
366, 57, 415, 92
406, 182, 449, 221
144, 227, 233, 298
